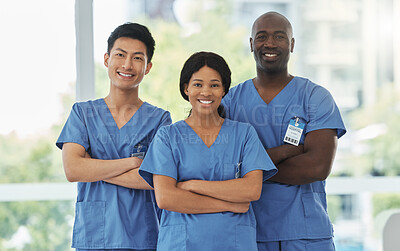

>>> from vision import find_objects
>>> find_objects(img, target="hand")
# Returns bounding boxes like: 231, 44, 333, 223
130, 157, 143, 169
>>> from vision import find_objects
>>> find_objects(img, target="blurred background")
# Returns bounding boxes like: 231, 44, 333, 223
0, 0, 399, 250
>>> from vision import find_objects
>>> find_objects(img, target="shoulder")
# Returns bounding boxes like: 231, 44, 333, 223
142, 102, 171, 116
294, 77, 332, 95
70, 98, 103, 116
226, 79, 253, 97
224, 119, 255, 135
156, 120, 184, 135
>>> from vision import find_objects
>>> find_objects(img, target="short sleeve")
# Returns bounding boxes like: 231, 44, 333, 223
221, 92, 232, 119
241, 125, 277, 181
139, 126, 177, 187
159, 111, 172, 128
306, 87, 346, 139
56, 103, 89, 151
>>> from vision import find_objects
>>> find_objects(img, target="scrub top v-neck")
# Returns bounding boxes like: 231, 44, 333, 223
56, 98, 171, 250
140, 119, 277, 250
221, 77, 346, 242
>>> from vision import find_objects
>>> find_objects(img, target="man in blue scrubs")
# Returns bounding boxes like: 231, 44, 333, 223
222, 12, 346, 250
56, 23, 171, 251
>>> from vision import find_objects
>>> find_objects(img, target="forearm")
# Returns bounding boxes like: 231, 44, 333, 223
104, 168, 153, 190
268, 129, 338, 185
62, 143, 140, 183
178, 170, 263, 203
157, 186, 248, 214
154, 175, 249, 214
269, 153, 327, 185
266, 144, 304, 165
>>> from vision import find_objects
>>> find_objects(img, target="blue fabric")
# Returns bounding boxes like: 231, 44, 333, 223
139, 119, 277, 250
221, 77, 346, 242
257, 238, 335, 251
57, 99, 171, 249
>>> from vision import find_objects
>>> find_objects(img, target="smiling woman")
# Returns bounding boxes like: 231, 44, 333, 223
138, 52, 277, 250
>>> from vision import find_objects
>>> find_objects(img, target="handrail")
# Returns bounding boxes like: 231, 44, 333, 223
1, 177, 400, 202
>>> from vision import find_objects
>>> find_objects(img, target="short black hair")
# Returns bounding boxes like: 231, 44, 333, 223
107, 22, 155, 62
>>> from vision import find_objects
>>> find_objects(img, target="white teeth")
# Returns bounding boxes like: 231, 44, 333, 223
265, 53, 277, 57
119, 72, 133, 77
199, 100, 212, 104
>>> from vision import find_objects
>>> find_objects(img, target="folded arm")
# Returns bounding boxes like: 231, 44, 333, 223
268, 129, 338, 185
177, 170, 263, 203
154, 175, 250, 214
104, 168, 153, 190
266, 144, 304, 165
61, 142, 140, 183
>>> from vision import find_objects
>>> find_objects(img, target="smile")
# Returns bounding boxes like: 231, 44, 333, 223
264, 53, 278, 57
199, 100, 213, 104
118, 72, 134, 77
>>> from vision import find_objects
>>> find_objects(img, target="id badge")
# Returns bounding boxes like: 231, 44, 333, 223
131, 144, 147, 159
235, 162, 242, 179
283, 117, 305, 146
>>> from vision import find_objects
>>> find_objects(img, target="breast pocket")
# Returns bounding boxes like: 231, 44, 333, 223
223, 163, 239, 180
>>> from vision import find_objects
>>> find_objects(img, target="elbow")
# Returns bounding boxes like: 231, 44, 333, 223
247, 184, 262, 201
63, 164, 79, 182
313, 164, 332, 181
64, 171, 78, 183
154, 191, 173, 210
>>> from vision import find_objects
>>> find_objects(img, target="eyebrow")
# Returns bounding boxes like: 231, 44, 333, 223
255, 30, 287, 36
192, 79, 221, 82
115, 48, 145, 56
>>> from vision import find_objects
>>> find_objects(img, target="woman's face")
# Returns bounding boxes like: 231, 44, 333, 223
184, 66, 225, 118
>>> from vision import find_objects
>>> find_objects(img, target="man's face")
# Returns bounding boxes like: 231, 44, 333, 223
104, 37, 152, 90
250, 13, 294, 74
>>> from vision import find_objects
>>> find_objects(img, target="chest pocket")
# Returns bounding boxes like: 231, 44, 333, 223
131, 143, 148, 159
223, 163, 240, 180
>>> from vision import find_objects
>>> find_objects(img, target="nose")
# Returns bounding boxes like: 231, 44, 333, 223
200, 86, 212, 96
122, 57, 133, 70
264, 35, 277, 48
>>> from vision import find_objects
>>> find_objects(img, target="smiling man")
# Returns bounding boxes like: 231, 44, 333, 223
222, 12, 346, 250
56, 23, 171, 251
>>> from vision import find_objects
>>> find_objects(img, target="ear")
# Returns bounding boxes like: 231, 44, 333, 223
104, 53, 110, 67
290, 38, 295, 53
249, 37, 254, 52
184, 83, 189, 95
145, 62, 153, 75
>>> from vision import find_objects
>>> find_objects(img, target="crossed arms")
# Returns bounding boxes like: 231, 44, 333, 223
153, 170, 263, 214
267, 129, 338, 185
61, 142, 152, 189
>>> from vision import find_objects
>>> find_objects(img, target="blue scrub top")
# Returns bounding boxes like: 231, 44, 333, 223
56, 99, 171, 249
139, 119, 277, 250
222, 77, 346, 242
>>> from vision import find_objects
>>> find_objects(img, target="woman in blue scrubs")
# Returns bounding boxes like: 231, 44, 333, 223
139, 52, 277, 250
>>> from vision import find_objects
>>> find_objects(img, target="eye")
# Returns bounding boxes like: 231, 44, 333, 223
116, 53, 124, 57
193, 83, 202, 87
274, 34, 286, 40
134, 56, 144, 61
256, 35, 266, 40
211, 83, 220, 88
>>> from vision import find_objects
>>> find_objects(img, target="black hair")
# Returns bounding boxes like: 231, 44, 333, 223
107, 22, 155, 62
179, 52, 231, 118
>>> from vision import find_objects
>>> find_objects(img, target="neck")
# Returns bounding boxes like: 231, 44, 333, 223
254, 69, 293, 90
105, 87, 142, 110
186, 112, 223, 129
